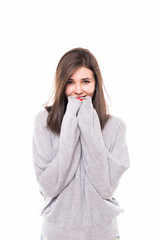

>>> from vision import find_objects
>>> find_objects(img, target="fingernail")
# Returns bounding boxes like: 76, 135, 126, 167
76, 97, 83, 101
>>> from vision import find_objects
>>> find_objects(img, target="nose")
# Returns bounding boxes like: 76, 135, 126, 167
74, 83, 83, 95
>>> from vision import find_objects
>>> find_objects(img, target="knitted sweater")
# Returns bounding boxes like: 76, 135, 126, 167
32, 96, 130, 240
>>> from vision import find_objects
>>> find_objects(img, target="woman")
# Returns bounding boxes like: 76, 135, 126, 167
32, 47, 130, 240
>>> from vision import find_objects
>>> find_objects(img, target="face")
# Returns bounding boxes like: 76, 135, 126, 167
65, 66, 96, 99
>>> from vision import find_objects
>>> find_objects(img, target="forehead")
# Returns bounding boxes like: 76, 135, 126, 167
70, 66, 94, 79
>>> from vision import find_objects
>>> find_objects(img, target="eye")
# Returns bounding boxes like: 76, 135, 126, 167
66, 80, 73, 85
83, 80, 90, 84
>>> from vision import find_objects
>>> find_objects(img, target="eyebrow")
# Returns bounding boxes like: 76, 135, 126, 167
68, 78, 92, 81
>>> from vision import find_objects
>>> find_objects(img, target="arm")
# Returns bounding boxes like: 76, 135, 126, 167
77, 97, 130, 199
32, 97, 82, 198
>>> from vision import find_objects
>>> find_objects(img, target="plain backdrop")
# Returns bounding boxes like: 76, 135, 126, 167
0, 0, 160, 239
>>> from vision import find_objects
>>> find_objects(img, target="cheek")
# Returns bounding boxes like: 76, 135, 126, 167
65, 85, 73, 96
85, 84, 95, 94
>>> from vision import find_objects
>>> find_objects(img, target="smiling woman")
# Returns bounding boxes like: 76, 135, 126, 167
42, 47, 110, 135
65, 66, 96, 99
32, 47, 130, 240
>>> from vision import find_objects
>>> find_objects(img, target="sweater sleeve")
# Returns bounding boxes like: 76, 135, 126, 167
32, 97, 82, 198
77, 97, 130, 200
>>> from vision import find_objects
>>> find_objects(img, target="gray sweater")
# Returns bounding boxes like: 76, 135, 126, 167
32, 96, 130, 240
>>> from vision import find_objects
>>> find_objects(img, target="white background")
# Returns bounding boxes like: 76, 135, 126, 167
0, 0, 160, 239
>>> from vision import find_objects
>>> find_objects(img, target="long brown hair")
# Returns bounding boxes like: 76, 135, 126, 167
42, 47, 111, 135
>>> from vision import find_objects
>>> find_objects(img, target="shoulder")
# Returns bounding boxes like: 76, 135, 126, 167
102, 114, 127, 139
105, 114, 127, 130
33, 108, 54, 143
102, 114, 127, 149
33, 108, 49, 129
